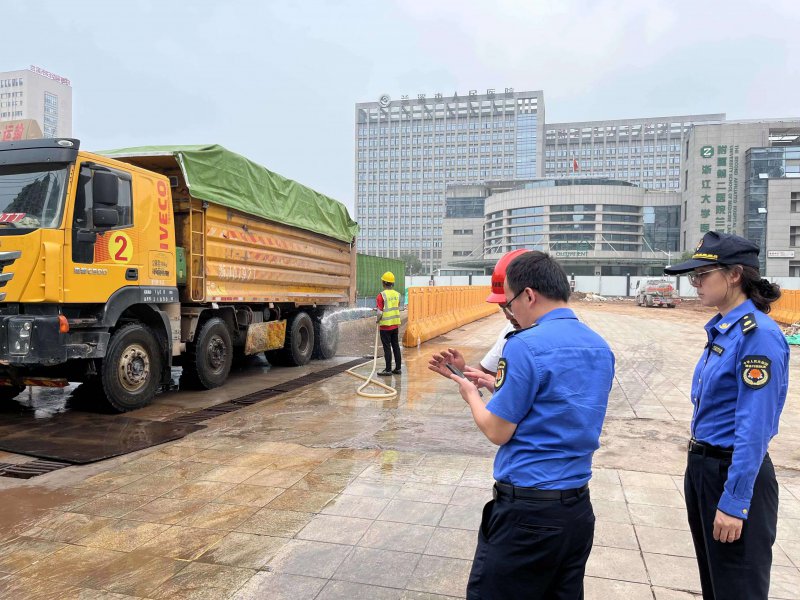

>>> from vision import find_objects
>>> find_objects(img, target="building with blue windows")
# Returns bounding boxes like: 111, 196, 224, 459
355, 90, 544, 272
745, 145, 800, 275
356, 90, 800, 276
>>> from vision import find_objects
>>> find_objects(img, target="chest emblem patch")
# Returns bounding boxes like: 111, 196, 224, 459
741, 356, 771, 389
495, 358, 507, 390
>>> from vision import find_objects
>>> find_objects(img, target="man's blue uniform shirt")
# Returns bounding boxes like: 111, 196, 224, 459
691, 298, 789, 519
486, 308, 615, 490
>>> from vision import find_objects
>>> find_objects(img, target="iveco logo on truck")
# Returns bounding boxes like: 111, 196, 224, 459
157, 179, 170, 250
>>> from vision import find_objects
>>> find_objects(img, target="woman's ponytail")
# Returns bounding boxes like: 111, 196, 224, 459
738, 266, 781, 313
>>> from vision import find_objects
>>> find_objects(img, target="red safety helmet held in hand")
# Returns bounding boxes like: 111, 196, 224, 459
486, 249, 531, 303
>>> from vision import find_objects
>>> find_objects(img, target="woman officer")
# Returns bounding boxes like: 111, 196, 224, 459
664, 231, 789, 600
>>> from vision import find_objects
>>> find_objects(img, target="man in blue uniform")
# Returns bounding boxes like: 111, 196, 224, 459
448, 251, 615, 599
665, 232, 789, 599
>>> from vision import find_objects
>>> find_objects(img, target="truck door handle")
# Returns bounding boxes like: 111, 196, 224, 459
125, 268, 138, 281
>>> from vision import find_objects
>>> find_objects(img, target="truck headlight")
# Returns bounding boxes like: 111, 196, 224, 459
8, 319, 33, 356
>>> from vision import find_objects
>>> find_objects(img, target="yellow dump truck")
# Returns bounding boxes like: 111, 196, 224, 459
0, 139, 358, 411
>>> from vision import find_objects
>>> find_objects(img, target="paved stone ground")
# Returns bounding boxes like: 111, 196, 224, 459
0, 303, 797, 599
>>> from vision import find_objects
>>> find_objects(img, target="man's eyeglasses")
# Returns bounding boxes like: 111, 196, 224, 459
500, 288, 526, 317
687, 267, 726, 286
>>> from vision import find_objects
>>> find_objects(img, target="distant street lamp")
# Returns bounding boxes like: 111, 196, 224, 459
655, 248, 671, 267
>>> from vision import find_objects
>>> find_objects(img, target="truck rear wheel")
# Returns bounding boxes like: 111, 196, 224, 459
101, 322, 162, 412
313, 314, 339, 360
182, 317, 233, 389
273, 311, 314, 366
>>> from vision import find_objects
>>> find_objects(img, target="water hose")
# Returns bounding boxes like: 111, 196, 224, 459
345, 325, 398, 399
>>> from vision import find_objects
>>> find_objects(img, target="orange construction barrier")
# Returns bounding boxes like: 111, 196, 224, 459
402, 286, 499, 347
771, 289, 800, 325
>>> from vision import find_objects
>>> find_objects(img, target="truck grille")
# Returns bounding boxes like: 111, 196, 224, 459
0, 251, 21, 302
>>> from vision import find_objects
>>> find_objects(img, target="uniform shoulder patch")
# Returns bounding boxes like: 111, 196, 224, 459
504, 323, 537, 340
495, 358, 507, 390
741, 355, 771, 389
711, 344, 724, 356
740, 313, 758, 335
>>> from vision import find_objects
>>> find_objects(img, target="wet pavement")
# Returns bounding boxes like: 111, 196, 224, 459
0, 303, 797, 599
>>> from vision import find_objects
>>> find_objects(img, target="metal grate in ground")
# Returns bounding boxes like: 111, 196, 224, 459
168, 357, 370, 426
0, 459, 70, 479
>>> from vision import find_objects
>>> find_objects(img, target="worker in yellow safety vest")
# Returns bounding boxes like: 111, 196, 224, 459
376, 271, 402, 376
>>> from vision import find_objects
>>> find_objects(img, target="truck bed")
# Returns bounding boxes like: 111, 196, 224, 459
101, 150, 356, 307
177, 201, 354, 305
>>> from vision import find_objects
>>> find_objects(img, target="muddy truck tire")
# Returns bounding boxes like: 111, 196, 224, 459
181, 317, 234, 389
101, 322, 162, 412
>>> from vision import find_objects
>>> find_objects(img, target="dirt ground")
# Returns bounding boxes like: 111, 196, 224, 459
573, 298, 716, 320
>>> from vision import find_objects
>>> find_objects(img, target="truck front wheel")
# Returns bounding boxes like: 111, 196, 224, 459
101, 322, 162, 412
182, 317, 233, 389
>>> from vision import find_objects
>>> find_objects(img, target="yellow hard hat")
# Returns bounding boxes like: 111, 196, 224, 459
381, 271, 395, 284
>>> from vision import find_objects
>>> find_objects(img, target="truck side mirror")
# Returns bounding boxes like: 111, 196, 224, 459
93, 207, 119, 228
76, 230, 97, 244
92, 171, 119, 206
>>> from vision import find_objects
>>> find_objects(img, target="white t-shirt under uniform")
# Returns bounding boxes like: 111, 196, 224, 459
480, 322, 515, 373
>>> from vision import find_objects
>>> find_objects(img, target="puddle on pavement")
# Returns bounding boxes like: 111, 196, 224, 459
0, 485, 78, 536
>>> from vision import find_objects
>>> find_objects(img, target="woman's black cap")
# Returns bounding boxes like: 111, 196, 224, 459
664, 231, 760, 274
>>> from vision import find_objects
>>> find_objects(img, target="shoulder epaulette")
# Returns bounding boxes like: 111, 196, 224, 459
504, 323, 538, 340
741, 313, 758, 335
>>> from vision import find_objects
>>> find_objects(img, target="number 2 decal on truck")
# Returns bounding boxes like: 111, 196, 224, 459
109, 231, 133, 263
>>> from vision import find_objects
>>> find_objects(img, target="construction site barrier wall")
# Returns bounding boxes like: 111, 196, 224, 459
402, 286, 499, 347
771, 289, 800, 325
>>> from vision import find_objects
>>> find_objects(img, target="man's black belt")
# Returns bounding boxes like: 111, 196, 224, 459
688, 438, 733, 460
493, 481, 589, 501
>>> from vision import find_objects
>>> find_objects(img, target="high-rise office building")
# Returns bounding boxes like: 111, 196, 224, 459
682, 119, 800, 275
543, 114, 725, 190
0, 66, 72, 138
354, 89, 544, 271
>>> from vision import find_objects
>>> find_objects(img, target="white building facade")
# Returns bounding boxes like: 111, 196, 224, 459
0, 66, 72, 138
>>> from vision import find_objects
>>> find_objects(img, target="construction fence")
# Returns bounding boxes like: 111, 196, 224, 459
402, 286, 498, 348
406, 275, 800, 299
356, 254, 405, 300
772, 289, 800, 325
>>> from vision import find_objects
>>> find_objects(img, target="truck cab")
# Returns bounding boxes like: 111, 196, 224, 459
0, 139, 179, 410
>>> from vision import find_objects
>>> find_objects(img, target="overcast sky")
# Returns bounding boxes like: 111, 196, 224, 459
5, 0, 799, 213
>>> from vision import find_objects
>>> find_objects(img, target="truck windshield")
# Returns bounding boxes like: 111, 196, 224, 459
0, 163, 69, 233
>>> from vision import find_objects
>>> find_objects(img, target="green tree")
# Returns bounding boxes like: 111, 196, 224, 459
401, 253, 424, 276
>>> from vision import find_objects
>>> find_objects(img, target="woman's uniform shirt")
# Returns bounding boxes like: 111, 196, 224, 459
691, 298, 789, 520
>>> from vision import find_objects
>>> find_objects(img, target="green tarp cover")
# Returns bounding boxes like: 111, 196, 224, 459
99, 144, 358, 244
